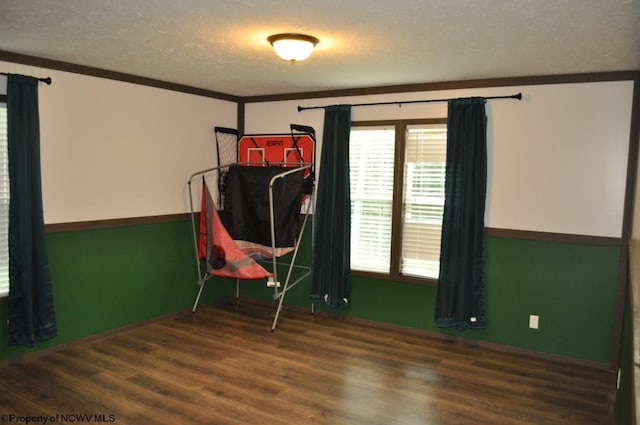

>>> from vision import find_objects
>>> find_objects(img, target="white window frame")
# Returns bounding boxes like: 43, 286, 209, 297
349, 118, 447, 284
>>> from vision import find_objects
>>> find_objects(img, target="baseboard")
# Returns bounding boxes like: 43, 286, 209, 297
237, 296, 616, 375
2, 295, 615, 378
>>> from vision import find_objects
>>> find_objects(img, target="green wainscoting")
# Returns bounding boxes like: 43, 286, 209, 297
0, 219, 233, 361
241, 235, 621, 365
0, 219, 622, 367
482, 237, 619, 364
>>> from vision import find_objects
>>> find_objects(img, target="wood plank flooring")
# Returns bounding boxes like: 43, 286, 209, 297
0, 301, 615, 424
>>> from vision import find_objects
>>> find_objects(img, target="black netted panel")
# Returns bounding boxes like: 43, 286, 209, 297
221, 165, 303, 248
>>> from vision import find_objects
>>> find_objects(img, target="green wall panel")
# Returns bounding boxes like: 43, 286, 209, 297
241, 234, 621, 365
0, 219, 622, 366
0, 219, 232, 361
483, 237, 619, 363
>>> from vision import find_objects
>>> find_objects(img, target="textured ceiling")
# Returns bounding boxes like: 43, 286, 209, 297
1, 0, 639, 97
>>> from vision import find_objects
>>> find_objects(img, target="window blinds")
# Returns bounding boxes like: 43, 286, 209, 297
349, 127, 395, 273
401, 125, 447, 278
0, 105, 8, 296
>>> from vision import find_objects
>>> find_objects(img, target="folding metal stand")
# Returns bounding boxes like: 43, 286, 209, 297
187, 162, 313, 331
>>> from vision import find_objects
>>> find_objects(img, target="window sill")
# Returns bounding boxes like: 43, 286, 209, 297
352, 269, 438, 286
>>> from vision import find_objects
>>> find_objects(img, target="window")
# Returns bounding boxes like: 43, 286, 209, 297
350, 127, 394, 273
350, 119, 447, 283
0, 101, 8, 297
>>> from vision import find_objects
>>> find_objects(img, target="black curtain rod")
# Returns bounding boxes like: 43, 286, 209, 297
297, 92, 522, 112
0, 72, 52, 85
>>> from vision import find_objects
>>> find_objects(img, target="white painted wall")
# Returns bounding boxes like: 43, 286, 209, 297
0, 61, 237, 223
2, 62, 632, 237
245, 81, 634, 238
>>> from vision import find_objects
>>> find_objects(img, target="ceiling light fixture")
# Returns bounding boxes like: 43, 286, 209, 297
267, 33, 319, 63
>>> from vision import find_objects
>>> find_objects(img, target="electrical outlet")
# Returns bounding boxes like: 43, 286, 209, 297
529, 314, 539, 329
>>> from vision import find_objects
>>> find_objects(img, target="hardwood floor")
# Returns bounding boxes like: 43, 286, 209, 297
0, 301, 615, 424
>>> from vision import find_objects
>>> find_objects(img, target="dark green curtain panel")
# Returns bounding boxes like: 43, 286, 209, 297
7, 74, 57, 347
435, 97, 487, 330
309, 105, 351, 308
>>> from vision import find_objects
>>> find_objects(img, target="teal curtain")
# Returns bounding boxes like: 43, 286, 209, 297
435, 97, 487, 330
309, 105, 351, 307
7, 74, 57, 347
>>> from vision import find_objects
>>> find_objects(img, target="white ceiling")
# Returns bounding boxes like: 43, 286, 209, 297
1, 0, 639, 97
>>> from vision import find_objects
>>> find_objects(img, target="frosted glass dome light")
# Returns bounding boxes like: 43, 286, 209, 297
268, 33, 319, 62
